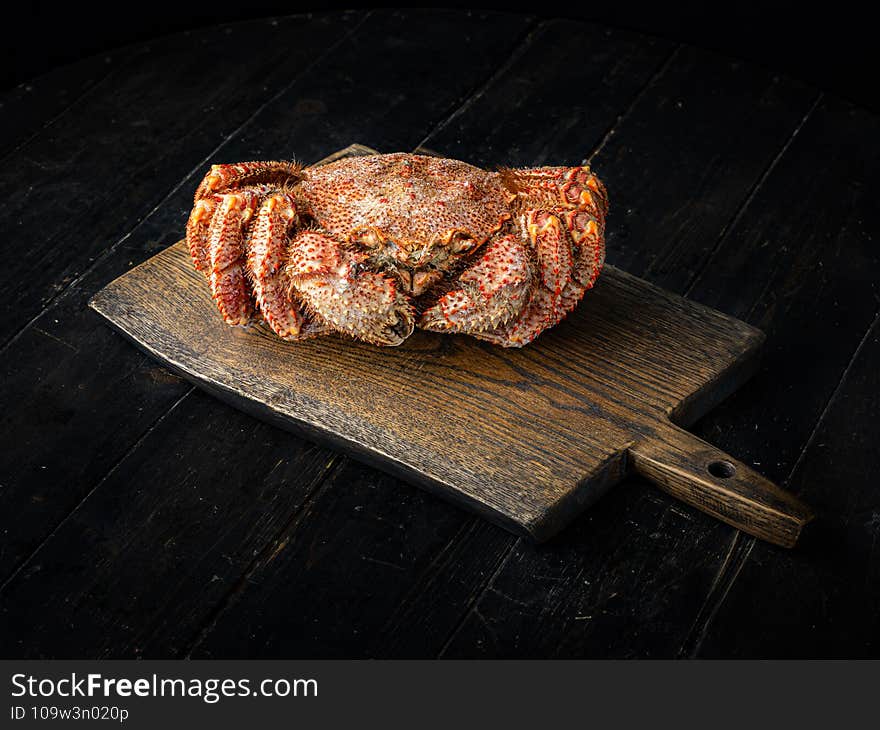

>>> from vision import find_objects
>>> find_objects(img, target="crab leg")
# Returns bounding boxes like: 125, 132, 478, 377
186, 195, 218, 273
187, 183, 276, 276
501, 165, 608, 222
419, 234, 532, 334
287, 231, 415, 346
475, 212, 572, 347
563, 210, 604, 290
501, 164, 608, 293
194, 160, 302, 202
246, 193, 307, 339
207, 190, 261, 326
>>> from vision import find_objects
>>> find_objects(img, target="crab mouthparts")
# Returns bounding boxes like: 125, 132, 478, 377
396, 267, 443, 296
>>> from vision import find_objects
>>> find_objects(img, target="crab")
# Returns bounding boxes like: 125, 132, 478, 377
185, 153, 607, 347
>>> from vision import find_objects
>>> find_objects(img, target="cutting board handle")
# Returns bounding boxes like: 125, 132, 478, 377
629, 425, 813, 548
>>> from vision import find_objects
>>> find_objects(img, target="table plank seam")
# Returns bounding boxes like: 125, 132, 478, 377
413, 16, 542, 151
677, 531, 752, 657
681, 306, 880, 657
0, 11, 343, 164
587, 45, 682, 164
781, 308, 880, 493
437, 538, 520, 658
0, 48, 144, 162
372, 516, 482, 654
0, 10, 372, 356
681, 92, 823, 300
182, 454, 348, 658
0, 386, 193, 594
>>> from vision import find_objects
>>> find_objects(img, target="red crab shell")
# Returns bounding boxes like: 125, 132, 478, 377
300, 154, 512, 252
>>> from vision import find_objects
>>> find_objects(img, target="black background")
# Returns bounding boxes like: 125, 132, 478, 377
4, 2, 879, 111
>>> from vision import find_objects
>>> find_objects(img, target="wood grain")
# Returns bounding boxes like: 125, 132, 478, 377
630, 425, 812, 546
90, 146, 812, 546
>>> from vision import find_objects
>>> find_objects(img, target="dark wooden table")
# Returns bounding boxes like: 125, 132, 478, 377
1, 9, 877, 659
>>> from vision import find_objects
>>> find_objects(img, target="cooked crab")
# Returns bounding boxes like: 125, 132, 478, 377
185, 152, 607, 347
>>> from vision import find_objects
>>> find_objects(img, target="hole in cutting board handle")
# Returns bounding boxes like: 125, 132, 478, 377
707, 460, 736, 479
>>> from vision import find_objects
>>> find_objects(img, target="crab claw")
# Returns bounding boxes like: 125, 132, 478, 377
419, 234, 531, 335
287, 232, 415, 346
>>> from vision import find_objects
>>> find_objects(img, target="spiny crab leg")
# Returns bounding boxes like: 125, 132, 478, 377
187, 183, 276, 276
481, 214, 573, 346
246, 193, 306, 340
421, 212, 576, 347
287, 232, 415, 346
419, 234, 532, 333
501, 166, 608, 221
480, 208, 604, 347
186, 196, 218, 273
529, 210, 573, 309
564, 211, 604, 290
194, 160, 302, 202
207, 190, 261, 326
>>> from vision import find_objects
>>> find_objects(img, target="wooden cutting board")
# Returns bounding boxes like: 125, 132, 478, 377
90, 145, 812, 548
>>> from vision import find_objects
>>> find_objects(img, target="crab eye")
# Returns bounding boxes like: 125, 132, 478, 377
351, 228, 383, 247
451, 233, 475, 253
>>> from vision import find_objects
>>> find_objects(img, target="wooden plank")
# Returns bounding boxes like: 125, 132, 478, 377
682, 96, 880, 486
414, 19, 675, 169
0, 9, 537, 656
0, 12, 363, 348
187, 457, 482, 659
191, 41, 821, 658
